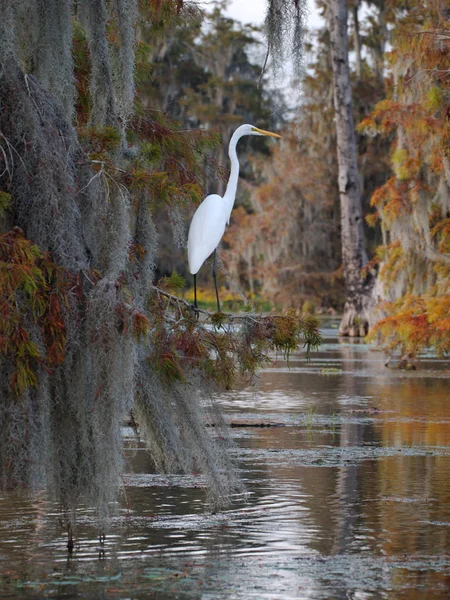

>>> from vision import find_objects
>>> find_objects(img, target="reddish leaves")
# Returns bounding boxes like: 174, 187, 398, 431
0, 230, 70, 395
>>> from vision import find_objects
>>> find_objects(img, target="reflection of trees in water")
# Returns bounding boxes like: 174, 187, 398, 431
281, 340, 450, 595
2, 346, 450, 597
134, 345, 450, 596
119, 350, 450, 595
364, 375, 450, 575
332, 341, 377, 558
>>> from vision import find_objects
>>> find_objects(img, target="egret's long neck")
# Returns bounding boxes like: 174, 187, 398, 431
223, 130, 241, 218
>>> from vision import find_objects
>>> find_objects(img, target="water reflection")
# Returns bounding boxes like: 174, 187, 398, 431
1, 321, 450, 599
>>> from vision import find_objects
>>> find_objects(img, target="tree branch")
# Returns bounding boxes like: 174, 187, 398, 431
152, 285, 260, 322
426, 245, 450, 265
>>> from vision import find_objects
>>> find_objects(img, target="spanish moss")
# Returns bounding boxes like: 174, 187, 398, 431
0, 0, 244, 533
265, 0, 307, 79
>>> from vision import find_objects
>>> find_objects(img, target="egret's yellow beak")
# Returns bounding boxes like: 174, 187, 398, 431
252, 127, 282, 139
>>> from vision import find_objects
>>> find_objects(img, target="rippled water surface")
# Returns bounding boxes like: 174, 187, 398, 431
1, 320, 450, 599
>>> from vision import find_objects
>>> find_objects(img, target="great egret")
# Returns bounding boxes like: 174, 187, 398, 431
188, 124, 281, 311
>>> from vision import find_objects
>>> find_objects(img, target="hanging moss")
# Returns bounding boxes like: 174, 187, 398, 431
34, 0, 75, 120
110, 0, 138, 131
77, 0, 117, 126
0, 0, 321, 539
265, 0, 307, 78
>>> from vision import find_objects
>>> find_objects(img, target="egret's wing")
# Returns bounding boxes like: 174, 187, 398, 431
188, 194, 227, 274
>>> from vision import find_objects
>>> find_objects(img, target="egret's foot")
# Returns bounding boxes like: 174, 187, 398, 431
190, 303, 200, 320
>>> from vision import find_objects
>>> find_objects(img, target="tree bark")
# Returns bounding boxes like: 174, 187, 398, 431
327, 0, 373, 336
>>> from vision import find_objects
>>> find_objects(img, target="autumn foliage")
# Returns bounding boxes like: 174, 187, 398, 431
361, 0, 450, 363
0, 230, 70, 394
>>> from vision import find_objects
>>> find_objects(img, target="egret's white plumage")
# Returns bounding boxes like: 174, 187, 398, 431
188, 194, 227, 275
187, 124, 281, 309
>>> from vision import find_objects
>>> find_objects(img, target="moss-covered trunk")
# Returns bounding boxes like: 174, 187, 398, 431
327, 0, 373, 336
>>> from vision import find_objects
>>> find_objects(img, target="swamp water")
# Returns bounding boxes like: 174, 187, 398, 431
1, 320, 450, 599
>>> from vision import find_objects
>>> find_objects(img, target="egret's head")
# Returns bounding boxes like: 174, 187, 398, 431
234, 124, 282, 139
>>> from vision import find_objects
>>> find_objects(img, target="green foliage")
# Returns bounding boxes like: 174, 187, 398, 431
425, 86, 444, 113
0, 192, 11, 215
127, 111, 216, 211
158, 271, 185, 294
78, 125, 122, 154
139, 141, 162, 165
148, 342, 186, 386
391, 148, 410, 181
302, 300, 316, 315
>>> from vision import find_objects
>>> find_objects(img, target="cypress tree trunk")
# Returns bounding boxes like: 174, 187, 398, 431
327, 0, 373, 336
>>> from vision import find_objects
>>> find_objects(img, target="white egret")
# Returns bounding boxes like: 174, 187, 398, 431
188, 124, 281, 311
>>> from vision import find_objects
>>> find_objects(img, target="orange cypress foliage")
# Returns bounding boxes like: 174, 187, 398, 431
0, 231, 70, 395
369, 292, 450, 360
362, 0, 450, 363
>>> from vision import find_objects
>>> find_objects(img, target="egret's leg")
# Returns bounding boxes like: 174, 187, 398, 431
194, 273, 198, 309
213, 249, 220, 312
